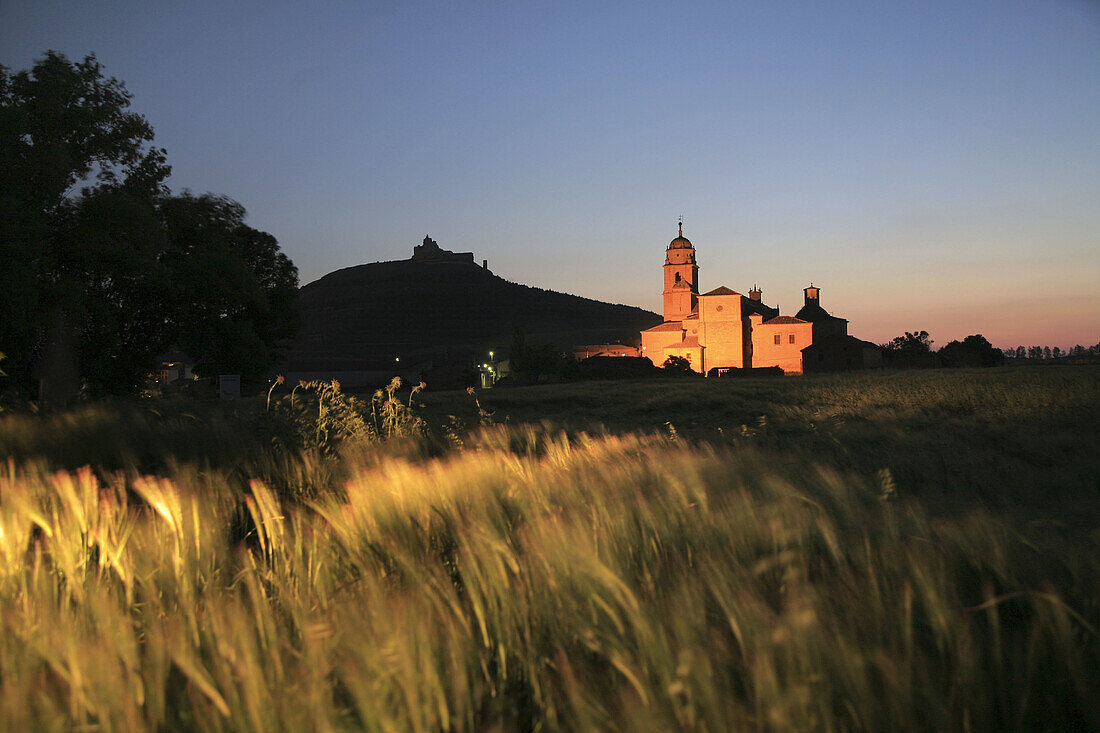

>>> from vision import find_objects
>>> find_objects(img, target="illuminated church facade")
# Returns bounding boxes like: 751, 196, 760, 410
640, 224, 878, 374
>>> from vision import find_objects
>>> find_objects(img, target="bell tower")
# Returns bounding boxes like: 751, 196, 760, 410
662, 218, 698, 321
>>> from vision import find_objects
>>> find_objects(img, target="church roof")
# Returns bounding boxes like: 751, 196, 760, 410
794, 302, 848, 323
764, 316, 809, 324
644, 321, 684, 332
801, 334, 881, 352
702, 286, 739, 296
668, 221, 693, 249
678, 335, 701, 348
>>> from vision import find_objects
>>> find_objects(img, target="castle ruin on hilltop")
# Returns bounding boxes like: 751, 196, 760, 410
411, 235, 489, 270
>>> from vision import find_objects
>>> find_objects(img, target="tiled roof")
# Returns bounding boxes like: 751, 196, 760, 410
702, 286, 739, 296
763, 316, 808, 325
644, 321, 684, 332
745, 300, 778, 317
801, 334, 881, 352
794, 302, 848, 323
678, 335, 701, 348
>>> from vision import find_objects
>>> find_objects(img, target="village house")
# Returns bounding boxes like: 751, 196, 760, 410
640, 224, 879, 374
572, 344, 641, 360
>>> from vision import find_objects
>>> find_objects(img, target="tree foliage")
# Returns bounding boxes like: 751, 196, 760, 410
1, 51, 297, 400
0, 51, 170, 211
662, 355, 695, 375
1009, 344, 1099, 361
882, 330, 933, 355
158, 193, 298, 381
509, 329, 573, 383
938, 334, 1004, 368
880, 330, 935, 368
2, 51, 170, 398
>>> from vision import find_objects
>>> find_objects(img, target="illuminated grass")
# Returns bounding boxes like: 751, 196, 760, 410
0, 368, 1097, 730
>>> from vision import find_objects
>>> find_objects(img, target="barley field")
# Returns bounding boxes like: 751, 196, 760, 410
1, 367, 1097, 731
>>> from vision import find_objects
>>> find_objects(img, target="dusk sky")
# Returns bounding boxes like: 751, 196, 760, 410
4, 0, 1098, 348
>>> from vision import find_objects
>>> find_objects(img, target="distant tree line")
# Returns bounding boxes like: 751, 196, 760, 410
1003, 345, 1099, 361
1, 51, 298, 405
880, 331, 1099, 369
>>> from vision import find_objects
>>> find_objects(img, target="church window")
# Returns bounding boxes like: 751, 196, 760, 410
789, 334, 796, 344
774, 335, 780, 345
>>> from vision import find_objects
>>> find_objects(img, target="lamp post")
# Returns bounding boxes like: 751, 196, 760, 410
487, 351, 496, 386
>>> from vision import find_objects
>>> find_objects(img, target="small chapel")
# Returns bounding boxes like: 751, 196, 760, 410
640, 223, 880, 374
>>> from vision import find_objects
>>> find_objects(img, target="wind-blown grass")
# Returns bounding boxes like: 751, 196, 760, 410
1, 367, 1097, 730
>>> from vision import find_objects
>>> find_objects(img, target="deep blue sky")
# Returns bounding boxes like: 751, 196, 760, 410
4, 0, 1098, 346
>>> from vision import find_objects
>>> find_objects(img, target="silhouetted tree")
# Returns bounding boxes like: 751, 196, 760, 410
1028, 346, 1043, 360
1014, 345, 1026, 360
1, 51, 169, 398
53, 187, 172, 393
509, 329, 572, 383
938, 334, 1004, 368
158, 193, 298, 383
880, 330, 935, 368
1, 52, 297, 399
662, 355, 696, 375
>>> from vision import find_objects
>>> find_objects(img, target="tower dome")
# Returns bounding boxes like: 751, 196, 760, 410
665, 219, 696, 265
668, 220, 692, 249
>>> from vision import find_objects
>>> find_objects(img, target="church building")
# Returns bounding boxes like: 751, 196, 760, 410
640, 223, 875, 374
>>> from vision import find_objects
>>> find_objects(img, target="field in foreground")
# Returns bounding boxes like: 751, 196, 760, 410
1, 367, 1097, 730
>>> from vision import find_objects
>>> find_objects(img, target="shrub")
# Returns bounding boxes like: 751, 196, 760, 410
577, 356, 663, 380
371, 377, 428, 439
266, 378, 372, 454
662, 355, 696, 375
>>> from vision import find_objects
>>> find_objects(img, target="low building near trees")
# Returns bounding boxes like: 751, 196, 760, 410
572, 344, 640, 360
155, 351, 196, 384
802, 335, 883, 372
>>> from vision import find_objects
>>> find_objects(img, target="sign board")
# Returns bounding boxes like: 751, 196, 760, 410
218, 374, 240, 400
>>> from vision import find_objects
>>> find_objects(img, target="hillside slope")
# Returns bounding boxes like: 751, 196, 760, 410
285, 259, 661, 369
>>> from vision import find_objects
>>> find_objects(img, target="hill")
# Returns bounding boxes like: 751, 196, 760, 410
284, 243, 661, 369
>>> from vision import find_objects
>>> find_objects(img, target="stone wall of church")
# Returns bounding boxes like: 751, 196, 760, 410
641, 325, 687, 365
697, 294, 748, 372
751, 320, 814, 374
